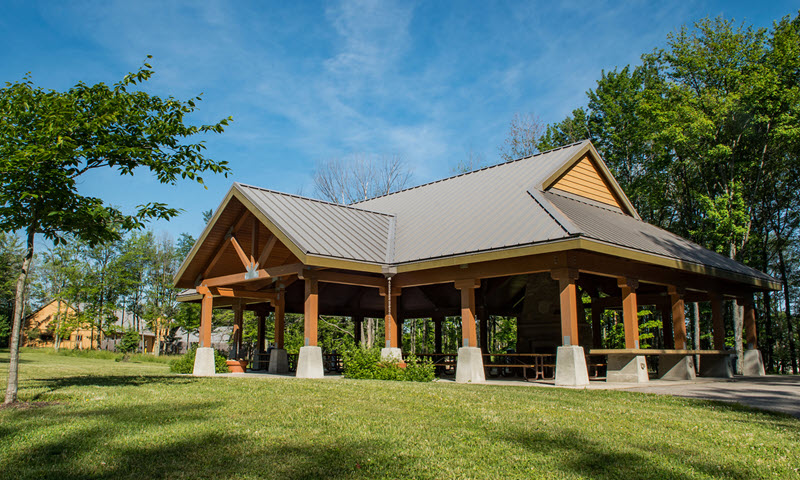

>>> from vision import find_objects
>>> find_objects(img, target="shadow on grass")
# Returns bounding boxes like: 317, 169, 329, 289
0, 357, 33, 364
500, 425, 769, 479
2, 401, 418, 480
23, 375, 196, 402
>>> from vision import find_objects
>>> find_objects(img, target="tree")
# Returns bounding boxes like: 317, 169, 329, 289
313, 153, 412, 204
0, 232, 24, 347
499, 112, 545, 162
526, 13, 800, 372
0, 59, 232, 404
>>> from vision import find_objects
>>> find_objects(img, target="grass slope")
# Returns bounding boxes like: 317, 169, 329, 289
1, 349, 798, 479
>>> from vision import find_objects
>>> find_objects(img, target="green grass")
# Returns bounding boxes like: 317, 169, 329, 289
1, 349, 799, 479
19, 346, 178, 364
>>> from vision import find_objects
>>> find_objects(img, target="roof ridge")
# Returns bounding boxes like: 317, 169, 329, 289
352, 139, 591, 205
235, 183, 395, 217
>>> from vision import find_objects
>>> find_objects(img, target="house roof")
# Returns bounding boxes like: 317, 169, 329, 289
175, 140, 778, 289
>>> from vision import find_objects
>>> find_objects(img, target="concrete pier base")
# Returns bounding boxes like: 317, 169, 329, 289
268, 348, 289, 374
192, 347, 216, 376
658, 355, 696, 380
380, 347, 403, 362
606, 354, 649, 383
743, 349, 766, 376
455, 347, 485, 383
555, 346, 589, 387
296, 346, 324, 378
699, 355, 733, 378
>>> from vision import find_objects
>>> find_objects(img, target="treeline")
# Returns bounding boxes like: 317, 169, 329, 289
516, 14, 800, 372
0, 229, 201, 354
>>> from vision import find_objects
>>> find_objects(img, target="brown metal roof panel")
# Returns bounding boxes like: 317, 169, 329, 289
543, 191, 776, 282
236, 184, 392, 264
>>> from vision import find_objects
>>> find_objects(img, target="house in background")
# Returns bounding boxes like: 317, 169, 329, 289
22, 300, 98, 350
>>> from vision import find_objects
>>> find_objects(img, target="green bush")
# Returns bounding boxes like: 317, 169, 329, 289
118, 329, 140, 354
402, 355, 436, 382
169, 344, 230, 374
342, 345, 435, 382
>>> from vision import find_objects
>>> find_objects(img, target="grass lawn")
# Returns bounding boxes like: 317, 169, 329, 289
1, 349, 798, 479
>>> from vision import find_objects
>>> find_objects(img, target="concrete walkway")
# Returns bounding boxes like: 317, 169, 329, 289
439, 375, 800, 418
619, 375, 800, 418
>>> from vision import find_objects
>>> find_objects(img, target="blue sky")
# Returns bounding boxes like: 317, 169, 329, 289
2, 1, 797, 244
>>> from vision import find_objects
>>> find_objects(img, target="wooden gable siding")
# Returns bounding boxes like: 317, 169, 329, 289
551, 155, 621, 208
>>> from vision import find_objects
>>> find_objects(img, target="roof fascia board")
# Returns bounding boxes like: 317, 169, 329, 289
304, 254, 384, 273
387, 237, 778, 290
537, 142, 641, 220
173, 186, 239, 287
578, 238, 780, 290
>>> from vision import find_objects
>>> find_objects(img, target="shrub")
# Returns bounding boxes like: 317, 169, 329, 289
402, 355, 436, 382
118, 329, 140, 354
169, 344, 230, 374
341, 345, 435, 382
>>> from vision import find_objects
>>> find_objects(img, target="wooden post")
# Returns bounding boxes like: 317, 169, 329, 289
711, 294, 725, 349
618, 277, 640, 349
353, 315, 363, 345
433, 313, 443, 354
669, 286, 687, 350
551, 268, 579, 346
304, 276, 318, 347
739, 296, 758, 349
478, 306, 488, 354
591, 300, 603, 348
232, 300, 244, 358
454, 279, 480, 348
381, 285, 401, 348
199, 290, 213, 348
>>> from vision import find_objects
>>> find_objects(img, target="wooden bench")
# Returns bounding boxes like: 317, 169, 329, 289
590, 349, 734, 381
482, 354, 556, 381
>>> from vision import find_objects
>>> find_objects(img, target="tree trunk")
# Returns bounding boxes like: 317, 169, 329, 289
733, 301, 743, 375
365, 318, 375, 349
53, 299, 62, 352
693, 302, 701, 373
4, 224, 36, 405
777, 247, 798, 373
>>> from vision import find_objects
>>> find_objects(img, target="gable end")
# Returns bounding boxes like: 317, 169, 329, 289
549, 155, 622, 209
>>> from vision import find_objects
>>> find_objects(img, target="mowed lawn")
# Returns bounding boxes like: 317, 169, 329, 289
1, 350, 798, 480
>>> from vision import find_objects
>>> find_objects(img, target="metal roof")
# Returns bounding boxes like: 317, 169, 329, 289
543, 191, 775, 282
180, 140, 775, 287
356, 141, 589, 263
235, 183, 394, 264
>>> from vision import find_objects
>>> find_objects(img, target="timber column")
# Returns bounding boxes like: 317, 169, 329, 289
739, 296, 765, 376
454, 279, 484, 383
296, 274, 323, 378
551, 268, 589, 386
269, 284, 289, 374
380, 279, 403, 361
607, 277, 648, 383
660, 286, 695, 380
193, 286, 216, 376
